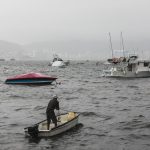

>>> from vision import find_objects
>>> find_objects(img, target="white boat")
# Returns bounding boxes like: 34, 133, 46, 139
102, 54, 150, 78
51, 54, 65, 67
24, 112, 80, 137
102, 32, 150, 78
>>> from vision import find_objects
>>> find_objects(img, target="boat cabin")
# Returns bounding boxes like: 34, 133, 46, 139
128, 60, 150, 72
138, 61, 150, 67
53, 57, 63, 62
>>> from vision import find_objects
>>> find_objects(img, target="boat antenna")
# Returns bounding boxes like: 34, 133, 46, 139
108, 32, 114, 58
120, 32, 125, 57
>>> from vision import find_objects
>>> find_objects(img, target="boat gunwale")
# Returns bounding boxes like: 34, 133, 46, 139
50, 113, 80, 132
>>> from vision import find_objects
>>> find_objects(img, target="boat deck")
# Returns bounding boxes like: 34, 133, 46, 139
38, 113, 76, 131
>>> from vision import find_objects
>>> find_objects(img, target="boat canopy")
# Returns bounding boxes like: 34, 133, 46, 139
6, 73, 57, 80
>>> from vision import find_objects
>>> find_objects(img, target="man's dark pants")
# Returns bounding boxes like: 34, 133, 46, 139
46, 110, 57, 130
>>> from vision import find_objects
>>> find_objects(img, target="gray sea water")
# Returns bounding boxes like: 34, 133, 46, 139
0, 60, 150, 150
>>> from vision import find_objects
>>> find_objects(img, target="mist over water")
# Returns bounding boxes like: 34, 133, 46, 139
0, 60, 150, 150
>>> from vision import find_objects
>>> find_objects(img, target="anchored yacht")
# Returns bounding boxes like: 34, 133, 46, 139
102, 32, 150, 78
103, 54, 150, 78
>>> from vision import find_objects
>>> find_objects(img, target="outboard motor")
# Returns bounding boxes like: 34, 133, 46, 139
27, 125, 39, 137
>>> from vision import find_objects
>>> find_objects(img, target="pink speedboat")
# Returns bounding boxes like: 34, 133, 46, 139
5, 73, 57, 85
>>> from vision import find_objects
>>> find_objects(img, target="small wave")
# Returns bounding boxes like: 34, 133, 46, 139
119, 108, 130, 111
14, 108, 22, 111
27, 115, 35, 118
127, 85, 139, 89
100, 97, 108, 100
15, 132, 25, 136
81, 112, 100, 117
96, 114, 114, 121
92, 81, 103, 84
84, 126, 95, 130
128, 134, 150, 140
117, 119, 150, 130
83, 80, 89, 83
137, 115, 145, 118
62, 91, 74, 95
103, 116, 113, 121
3, 116, 9, 119
92, 101, 100, 105
128, 134, 141, 139
34, 106, 46, 110
14, 107, 30, 111
89, 133, 106, 137
65, 97, 78, 100
115, 89, 120, 91
84, 130, 107, 137
40, 112, 46, 115
9, 123, 19, 127
141, 123, 150, 128
9, 95, 27, 99
76, 87, 88, 93
0, 125, 7, 128
117, 96, 128, 100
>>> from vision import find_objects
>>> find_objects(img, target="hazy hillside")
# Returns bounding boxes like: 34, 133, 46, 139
0, 40, 25, 60
24, 40, 110, 60
1, 39, 149, 61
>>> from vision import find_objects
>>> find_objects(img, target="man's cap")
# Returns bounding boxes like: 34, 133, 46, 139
53, 95, 58, 99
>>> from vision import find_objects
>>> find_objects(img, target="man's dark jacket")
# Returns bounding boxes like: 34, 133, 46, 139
46, 98, 59, 114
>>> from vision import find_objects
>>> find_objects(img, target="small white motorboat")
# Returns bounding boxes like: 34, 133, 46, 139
51, 54, 65, 67
24, 112, 80, 137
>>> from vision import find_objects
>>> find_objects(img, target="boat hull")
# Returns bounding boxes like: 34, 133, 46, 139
5, 78, 56, 85
52, 61, 65, 67
103, 70, 150, 78
38, 117, 78, 137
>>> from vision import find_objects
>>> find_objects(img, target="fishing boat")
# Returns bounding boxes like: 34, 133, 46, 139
103, 54, 150, 78
24, 112, 80, 137
102, 32, 150, 78
5, 72, 57, 85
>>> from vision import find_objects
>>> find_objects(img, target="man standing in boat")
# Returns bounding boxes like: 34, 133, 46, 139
46, 95, 60, 130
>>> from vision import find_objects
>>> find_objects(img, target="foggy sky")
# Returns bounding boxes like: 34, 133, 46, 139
0, 0, 150, 59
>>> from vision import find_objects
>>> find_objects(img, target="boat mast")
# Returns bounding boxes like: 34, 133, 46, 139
108, 32, 114, 58
120, 32, 125, 57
